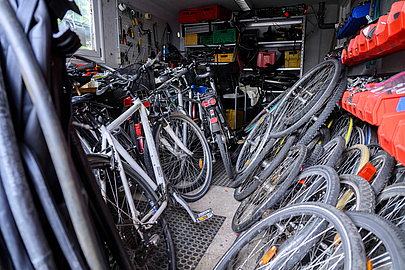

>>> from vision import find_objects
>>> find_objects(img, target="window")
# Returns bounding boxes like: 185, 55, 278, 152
59, 0, 104, 61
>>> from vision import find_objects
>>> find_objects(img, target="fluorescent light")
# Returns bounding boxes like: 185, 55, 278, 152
234, 0, 251, 11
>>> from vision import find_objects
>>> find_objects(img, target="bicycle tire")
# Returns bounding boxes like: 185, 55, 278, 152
346, 125, 366, 148
329, 114, 353, 147
336, 174, 375, 212
236, 113, 273, 174
216, 133, 234, 179
216, 202, 366, 270
367, 148, 395, 196
315, 136, 346, 167
155, 112, 212, 201
297, 78, 347, 146
88, 155, 176, 270
264, 165, 340, 212
334, 144, 369, 175
268, 60, 342, 138
345, 211, 405, 270
232, 144, 306, 233
233, 136, 297, 200
376, 183, 405, 232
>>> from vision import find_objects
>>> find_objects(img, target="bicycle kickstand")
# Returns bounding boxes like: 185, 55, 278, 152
172, 192, 214, 223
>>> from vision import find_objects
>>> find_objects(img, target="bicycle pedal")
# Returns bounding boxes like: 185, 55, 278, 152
237, 140, 244, 145
196, 208, 214, 223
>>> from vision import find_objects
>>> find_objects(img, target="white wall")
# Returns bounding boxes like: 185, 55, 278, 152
303, 3, 339, 73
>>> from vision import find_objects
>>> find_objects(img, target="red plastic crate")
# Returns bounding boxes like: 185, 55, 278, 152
378, 111, 405, 155
349, 91, 364, 115
352, 36, 361, 61
387, 1, 405, 47
393, 120, 405, 165
197, 5, 230, 21
257, 51, 276, 68
375, 15, 390, 54
341, 91, 352, 111
365, 24, 378, 57
354, 91, 371, 121
363, 91, 405, 126
179, 9, 198, 24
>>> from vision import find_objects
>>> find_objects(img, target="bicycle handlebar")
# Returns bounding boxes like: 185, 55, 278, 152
76, 62, 96, 72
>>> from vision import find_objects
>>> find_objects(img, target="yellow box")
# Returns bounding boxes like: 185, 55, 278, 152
285, 50, 301, 68
214, 53, 234, 62
226, 109, 243, 130
185, 34, 198, 45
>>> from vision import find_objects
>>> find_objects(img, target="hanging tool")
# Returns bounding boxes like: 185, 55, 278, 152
147, 31, 152, 57
153, 23, 159, 52
129, 10, 135, 26
127, 27, 134, 38
122, 29, 127, 45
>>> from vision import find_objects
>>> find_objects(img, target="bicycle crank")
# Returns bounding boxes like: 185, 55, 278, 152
172, 192, 214, 223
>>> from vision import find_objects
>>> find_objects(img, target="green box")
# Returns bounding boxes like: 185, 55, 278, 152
213, 28, 237, 44
200, 35, 213, 45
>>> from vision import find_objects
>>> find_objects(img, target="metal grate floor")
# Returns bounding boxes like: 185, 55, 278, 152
165, 207, 226, 270
211, 160, 234, 188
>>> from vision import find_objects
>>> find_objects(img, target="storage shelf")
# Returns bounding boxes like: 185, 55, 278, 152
258, 40, 302, 47
185, 43, 236, 48
181, 20, 227, 26
240, 16, 304, 26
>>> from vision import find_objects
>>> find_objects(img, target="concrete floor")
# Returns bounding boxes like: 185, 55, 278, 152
189, 185, 241, 269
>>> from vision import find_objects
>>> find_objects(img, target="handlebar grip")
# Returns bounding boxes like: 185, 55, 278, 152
96, 84, 110, 96
77, 62, 96, 72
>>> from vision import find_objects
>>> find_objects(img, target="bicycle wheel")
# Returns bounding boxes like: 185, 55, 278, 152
346, 125, 366, 148
216, 203, 366, 270
232, 144, 306, 233
389, 164, 405, 185
262, 165, 340, 216
368, 149, 395, 195
376, 183, 405, 232
297, 78, 347, 146
334, 144, 369, 175
88, 155, 176, 270
315, 136, 345, 167
234, 135, 296, 201
335, 174, 375, 212
268, 59, 342, 138
216, 133, 234, 179
344, 211, 405, 270
236, 113, 273, 174
155, 112, 212, 201
329, 114, 353, 147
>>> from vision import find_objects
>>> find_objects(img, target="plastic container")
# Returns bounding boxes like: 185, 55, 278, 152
375, 15, 389, 54
185, 34, 198, 45
285, 51, 301, 68
352, 36, 361, 61
226, 109, 243, 130
387, 1, 405, 48
393, 120, 405, 165
337, 3, 371, 38
257, 51, 276, 68
365, 24, 378, 57
179, 9, 198, 24
378, 111, 405, 155
341, 91, 352, 112
363, 91, 405, 126
197, 5, 230, 21
214, 53, 234, 62
200, 35, 213, 45
191, 85, 207, 94
354, 91, 371, 121
213, 28, 237, 44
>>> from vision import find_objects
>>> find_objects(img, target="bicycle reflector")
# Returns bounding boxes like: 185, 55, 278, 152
202, 101, 209, 107
209, 98, 216, 105
210, 117, 218, 123
123, 97, 133, 107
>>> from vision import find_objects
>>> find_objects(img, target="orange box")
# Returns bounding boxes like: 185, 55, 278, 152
375, 15, 390, 54
378, 111, 405, 155
355, 91, 371, 121
393, 120, 405, 165
387, 1, 405, 47
364, 92, 405, 126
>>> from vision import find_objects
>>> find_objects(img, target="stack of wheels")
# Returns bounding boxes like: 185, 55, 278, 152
217, 61, 405, 269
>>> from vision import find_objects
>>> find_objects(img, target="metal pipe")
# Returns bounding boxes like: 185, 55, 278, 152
0, 61, 56, 269
318, 2, 337, 29
0, 1, 107, 269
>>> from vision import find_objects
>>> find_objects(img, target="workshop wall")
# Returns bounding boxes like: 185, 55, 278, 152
101, 0, 180, 68
303, 3, 339, 73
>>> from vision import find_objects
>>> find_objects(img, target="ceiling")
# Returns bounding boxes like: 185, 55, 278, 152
147, 0, 341, 14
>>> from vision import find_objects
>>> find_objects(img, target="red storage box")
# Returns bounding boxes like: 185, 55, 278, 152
197, 5, 230, 21
349, 91, 364, 115
364, 91, 405, 126
393, 120, 405, 165
179, 9, 198, 24
378, 111, 405, 155
257, 51, 276, 68
354, 91, 371, 121
341, 91, 352, 111
375, 15, 389, 54
352, 36, 361, 61
387, 1, 405, 46
366, 24, 378, 56
357, 32, 368, 59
